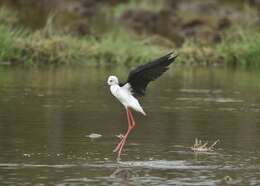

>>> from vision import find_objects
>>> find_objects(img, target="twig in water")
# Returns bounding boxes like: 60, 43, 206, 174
191, 138, 220, 152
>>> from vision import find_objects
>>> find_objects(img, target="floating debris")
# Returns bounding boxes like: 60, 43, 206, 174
191, 138, 220, 152
223, 175, 233, 182
23, 153, 31, 158
85, 133, 102, 139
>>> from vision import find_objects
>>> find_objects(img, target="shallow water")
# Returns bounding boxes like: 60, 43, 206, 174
0, 66, 260, 185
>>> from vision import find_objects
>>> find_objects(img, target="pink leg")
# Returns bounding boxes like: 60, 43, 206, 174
116, 108, 136, 160
117, 109, 136, 151
128, 109, 136, 128
113, 108, 132, 153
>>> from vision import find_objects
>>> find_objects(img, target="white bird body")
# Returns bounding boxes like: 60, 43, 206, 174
107, 52, 177, 159
110, 82, 146, 115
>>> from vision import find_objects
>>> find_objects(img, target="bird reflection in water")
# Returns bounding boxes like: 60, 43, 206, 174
110, 168, 134, 186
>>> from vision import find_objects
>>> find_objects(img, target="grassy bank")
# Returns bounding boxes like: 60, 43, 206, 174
0, 25, 166, 65
176, 28, 260, 67
0, 8, 166, 66
216, 29, 260, 67
0, 8, 260, 67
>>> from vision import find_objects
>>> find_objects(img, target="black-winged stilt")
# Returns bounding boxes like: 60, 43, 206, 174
107, 52, 177, 160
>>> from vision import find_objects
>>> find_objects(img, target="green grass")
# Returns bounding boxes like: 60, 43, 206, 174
1, 7, 260, 67
0, 24, 23, 63
86, 30, 166, 65
177, 28, 260, 67
0, 24, 167, 65
216, 29, 260, 67
0, 7, 168, 65
2, 21, 260, 67
19, 32, 90, 65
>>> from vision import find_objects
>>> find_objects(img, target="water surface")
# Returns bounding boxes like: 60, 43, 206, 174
0, 66, 260, 185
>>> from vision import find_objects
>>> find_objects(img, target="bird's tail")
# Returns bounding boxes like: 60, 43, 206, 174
140, 108, 146, 116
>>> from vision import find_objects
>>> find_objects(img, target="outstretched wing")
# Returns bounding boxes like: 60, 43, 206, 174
126, 52, 177, 96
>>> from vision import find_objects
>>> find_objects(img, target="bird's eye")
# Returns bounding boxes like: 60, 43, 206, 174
109, 80, 113, 82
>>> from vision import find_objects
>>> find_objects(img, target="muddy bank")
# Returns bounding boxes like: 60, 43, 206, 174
0, 0, 259, 43
119, 0, 259, 45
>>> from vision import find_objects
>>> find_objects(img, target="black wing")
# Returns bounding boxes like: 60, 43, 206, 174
126, 52, 177, 96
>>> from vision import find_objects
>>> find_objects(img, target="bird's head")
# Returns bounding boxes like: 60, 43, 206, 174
107, 75, 119, 86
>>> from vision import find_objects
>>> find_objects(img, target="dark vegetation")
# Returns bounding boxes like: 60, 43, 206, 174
0, 0, 260, 66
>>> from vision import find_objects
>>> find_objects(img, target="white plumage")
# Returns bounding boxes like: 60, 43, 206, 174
108, 76, 146, 115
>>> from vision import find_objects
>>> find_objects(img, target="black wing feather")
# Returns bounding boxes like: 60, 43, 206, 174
127, 52, 177, 96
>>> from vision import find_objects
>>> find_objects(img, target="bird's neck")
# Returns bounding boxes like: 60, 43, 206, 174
110, 84, 120, 89
110, 84, 120, 94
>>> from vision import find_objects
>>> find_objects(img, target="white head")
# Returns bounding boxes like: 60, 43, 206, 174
107, 75, 119, 86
